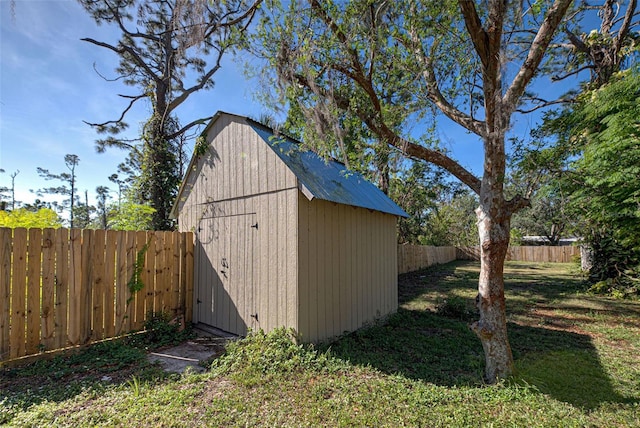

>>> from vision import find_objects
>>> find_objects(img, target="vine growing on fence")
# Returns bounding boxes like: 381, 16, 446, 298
127, 242, 149, 305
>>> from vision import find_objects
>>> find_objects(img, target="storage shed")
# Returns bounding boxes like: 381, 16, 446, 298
172, 111, 407, 342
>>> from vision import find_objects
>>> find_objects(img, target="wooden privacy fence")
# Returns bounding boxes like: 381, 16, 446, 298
0, 227, 194, 364
398, 245, 457, 274
399, 245, 581, 274
456, 246, 580, 263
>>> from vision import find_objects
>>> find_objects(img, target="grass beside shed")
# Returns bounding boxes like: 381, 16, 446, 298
2, 261, 639, 427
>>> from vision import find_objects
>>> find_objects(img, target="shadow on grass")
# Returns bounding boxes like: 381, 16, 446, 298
322, 261, 637, 409
509, 323, 636, 409
0, 340, 172, 423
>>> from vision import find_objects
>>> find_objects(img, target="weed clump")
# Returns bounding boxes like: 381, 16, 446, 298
211, 328, 345, 385
435, 295, 477, 321
127, 312, 193, 350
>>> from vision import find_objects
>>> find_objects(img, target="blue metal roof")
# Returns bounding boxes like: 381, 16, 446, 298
249, 121, 408, 218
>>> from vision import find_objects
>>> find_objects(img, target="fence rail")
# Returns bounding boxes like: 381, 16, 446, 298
0, 227, 193, 364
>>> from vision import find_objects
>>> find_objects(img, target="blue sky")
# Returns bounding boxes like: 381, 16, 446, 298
1, 0, 590, 212
0, 0, 266, 208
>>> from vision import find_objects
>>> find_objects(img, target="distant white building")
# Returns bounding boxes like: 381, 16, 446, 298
520, 236, 581, 246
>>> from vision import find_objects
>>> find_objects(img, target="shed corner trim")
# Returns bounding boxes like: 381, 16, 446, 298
298, 182, 315, 201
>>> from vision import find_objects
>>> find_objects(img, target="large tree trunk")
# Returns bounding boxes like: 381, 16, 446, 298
473, 207, 514, 382
472, 128, 515, 382
149, 82, 175, 231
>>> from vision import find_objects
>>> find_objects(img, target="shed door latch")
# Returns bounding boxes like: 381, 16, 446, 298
251, 222, 258, 229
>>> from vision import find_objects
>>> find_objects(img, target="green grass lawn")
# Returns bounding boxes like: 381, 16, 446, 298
2, 261, 639, 427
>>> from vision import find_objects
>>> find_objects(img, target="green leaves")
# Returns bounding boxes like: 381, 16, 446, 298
538, 69, 640, 293
0, 208, 62, 229
127, 241, 149, 303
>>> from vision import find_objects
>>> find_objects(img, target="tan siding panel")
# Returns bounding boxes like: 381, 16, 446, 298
267, 186, 277, 330
287, 191, 298, 332
295, 200, 398, 343
307, 198, 318, 343
320, 200, 330, 339
297, 194, 309, 341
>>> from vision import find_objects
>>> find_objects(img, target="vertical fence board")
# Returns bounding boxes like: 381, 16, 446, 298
115, 232, 131, 334
162, 231, 173, 314
0, 229, 11, 360
144, 233, 157, 316
91, 230, 106, 341
68, 229, 82, 346
185, 232, 194, 324
103, 231, 117, 338
134, 231, 147, 330
10, 228, 27, 359
40, 228, 56, 351
178, 232, 187, 322
154, 232, 166, 314
79, 230, 94, 344
124, 231, 136, 333
171, 231, 181, 317
54, 228, 69, 350
26, 228, 42, 355
114, 231, 128, 336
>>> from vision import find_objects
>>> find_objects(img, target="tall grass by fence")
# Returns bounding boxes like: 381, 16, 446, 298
398, 244, 581, 274
0, 227, 194, 364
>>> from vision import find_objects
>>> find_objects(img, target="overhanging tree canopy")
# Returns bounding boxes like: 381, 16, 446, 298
255, 0, 577, 382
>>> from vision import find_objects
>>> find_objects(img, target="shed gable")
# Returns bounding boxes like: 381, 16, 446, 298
173, 113, 298, 220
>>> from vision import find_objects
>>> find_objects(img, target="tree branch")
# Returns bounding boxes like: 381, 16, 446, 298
81, 37, 161, 85
503, 0, 574, 115
564, 28, 590, 54
613, 0, 637, 55
551, 64, 594, 82
92, 62, 126, 82
506, 194, 531, 214
290, 72, 482, 194
167, 50, 224, 112
218, 0, 263, 27
103, 0, 160, 43
166, 116, 214, 141
83, 93, 146, 128
516, 96, 575, 114
458, 0, 490, 69
399, 23, 486, 136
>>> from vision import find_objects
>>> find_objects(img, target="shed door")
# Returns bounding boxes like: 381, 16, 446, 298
194, 213, 257, 336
